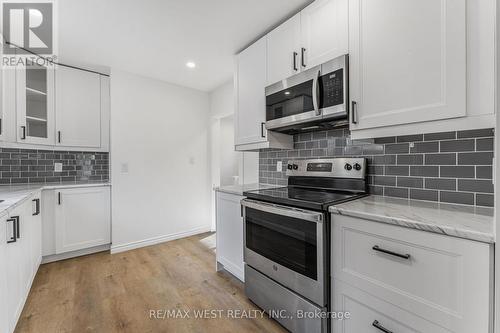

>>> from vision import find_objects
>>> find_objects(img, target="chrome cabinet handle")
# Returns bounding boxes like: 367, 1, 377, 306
301, 47, 306, 68
351, 101, 358, 124
293, 52, 298, 71
372, 320, 393, 333
20, 126, 26, 139
372, 245, 411, 260
58, 192, 62, 205
261, 122, 266, 138
58, 131, 61, 143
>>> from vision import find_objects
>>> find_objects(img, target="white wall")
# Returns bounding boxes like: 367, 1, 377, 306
110, 70, 211, 253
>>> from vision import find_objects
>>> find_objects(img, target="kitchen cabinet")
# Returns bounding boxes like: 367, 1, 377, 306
266, 0, 348, 85
266, 14, 301, 85
331, 214, 492, 333
3, 194, 42, 333
16, 60, 55, 145
0, 217, 7, 333
55, 66, 102, 148
234, 37, 293, 151
54, 186, 110, 254
300, 0, 348, 69
348, 0, 467, 131
215, 191, 245, 281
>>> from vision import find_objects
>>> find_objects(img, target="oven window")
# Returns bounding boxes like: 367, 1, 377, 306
245, 207, 318, 280
266, 80, 314, 121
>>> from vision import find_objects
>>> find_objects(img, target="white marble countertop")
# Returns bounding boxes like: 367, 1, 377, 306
214, 183, 283, 196
329, 195, 495, 243
0, 181, 111, 218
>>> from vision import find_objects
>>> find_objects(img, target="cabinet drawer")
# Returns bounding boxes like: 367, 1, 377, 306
331, 215, 491, 333
332, 279, 449, 333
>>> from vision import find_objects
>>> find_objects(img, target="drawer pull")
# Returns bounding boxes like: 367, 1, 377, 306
372, 245, 410, 260
372, 320, 393, 333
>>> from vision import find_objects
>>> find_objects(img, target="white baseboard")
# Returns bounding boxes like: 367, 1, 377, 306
110, 225, 211, 254
42, 244, 111, 264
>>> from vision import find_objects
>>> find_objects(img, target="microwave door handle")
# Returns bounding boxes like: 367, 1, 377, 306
312, 70, 321, 116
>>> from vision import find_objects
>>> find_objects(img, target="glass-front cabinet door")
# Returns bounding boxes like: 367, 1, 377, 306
16, 59, 55, 144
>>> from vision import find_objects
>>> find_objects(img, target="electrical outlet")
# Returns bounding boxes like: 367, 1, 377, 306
276, 161, 283, 172
54, 163, 63, 172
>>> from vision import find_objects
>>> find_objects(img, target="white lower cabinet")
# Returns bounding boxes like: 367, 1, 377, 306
54, 186, 111, 254
2, 193, 42, 333
331, 214, 492, 333
0, 216, 8, 333
215, 191, 245, 281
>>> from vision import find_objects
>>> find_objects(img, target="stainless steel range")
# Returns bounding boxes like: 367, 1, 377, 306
241, 158, 367, 333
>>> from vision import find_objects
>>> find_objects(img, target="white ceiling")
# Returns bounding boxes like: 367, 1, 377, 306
57, 0, 312, 91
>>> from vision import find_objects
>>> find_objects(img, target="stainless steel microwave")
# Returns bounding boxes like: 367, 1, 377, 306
265, 54, 348, 133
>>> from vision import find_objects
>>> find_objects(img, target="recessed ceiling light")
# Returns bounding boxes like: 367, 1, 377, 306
186, 62, 196, 69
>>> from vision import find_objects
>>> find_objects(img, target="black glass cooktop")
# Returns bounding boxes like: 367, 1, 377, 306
243, 186, 367, 211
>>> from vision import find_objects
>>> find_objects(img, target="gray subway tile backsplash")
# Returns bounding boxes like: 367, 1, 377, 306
259, 127, 494, 207
0, 148, 109, 184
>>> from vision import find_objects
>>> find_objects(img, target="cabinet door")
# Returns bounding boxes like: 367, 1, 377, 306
16, 62, 55, 145
30, 195, 42, 272
266, 13, 301, 85
0, 217, 8, 333
55, 66, 101, 148
5, 206, 29, 333
215, 192, 244, 281
300, 0, 348, 69
349, 0, 466, 130
235, 37, 267, 146
55, 187, 110, 254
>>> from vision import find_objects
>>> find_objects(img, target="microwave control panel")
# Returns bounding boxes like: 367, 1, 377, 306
320, 68, 344, 108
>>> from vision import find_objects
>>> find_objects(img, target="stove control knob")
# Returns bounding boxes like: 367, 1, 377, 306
344, 163, 352, 171
293, 164, 299, 170
287, 164, 293, 170
354, 163, 362, 171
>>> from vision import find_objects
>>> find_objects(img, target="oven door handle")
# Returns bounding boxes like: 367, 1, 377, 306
241, 199, 323, 223
312, 69, 321, 116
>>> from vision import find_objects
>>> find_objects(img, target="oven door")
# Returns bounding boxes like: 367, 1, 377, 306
265, 65, 321, 130
241, 199, 326, 306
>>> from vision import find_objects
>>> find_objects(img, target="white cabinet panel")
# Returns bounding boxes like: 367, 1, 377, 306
30, 195, 42, 272
235, 38, 268, 147
16, 62, 55, 145
55, 186, 110, 254
216, 191, 244, 281
266, 14, 301, 85
300, 0, 348, 69
332, 279, 450, 333
0, 217, 8, 333
235, 37, 293, 151
349, 0, 466, 130
332, 215, 492, 333
56, 66, 101, 148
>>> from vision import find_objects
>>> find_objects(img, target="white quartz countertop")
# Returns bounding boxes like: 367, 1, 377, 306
0, 181, 111, 218
329, 195, 495, 244
214, 183, 282, 196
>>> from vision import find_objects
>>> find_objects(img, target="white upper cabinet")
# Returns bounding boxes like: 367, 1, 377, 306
266, 0, 348, 85
55, 66, 101, 148
235, 37, 293, 151
300, 0, 348, 69
349, 0, 467, 131
266, 14, 301, 85
16, 61, 55, 145
235, 37, 268, 147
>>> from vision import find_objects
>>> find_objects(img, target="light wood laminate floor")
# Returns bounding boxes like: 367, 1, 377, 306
15, 232, 286, 333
